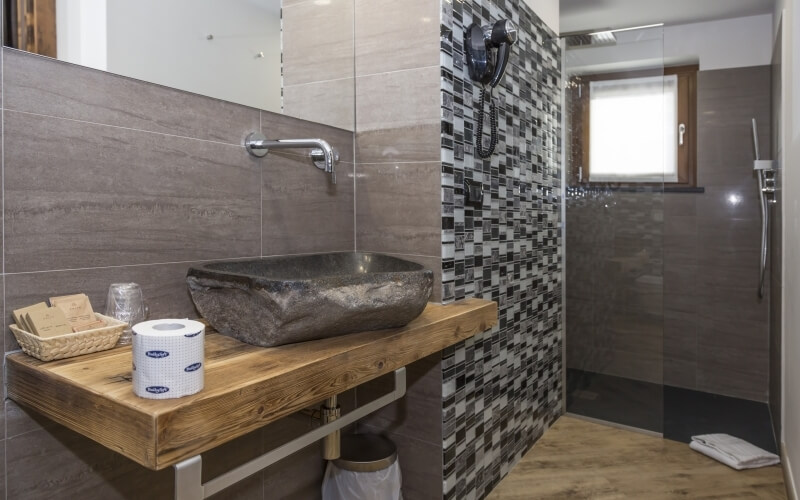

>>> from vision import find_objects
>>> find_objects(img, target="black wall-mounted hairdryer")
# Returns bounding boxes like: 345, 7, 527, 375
464, 19, 517, 158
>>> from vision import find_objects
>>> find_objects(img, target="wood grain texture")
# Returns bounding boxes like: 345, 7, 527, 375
7, 299, 497, 470
487, 416, 787, 500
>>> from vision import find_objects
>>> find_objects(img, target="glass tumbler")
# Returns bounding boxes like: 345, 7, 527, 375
105, 283, 148, 346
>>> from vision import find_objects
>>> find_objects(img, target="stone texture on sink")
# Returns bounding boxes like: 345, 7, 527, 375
186, 252, 434, 347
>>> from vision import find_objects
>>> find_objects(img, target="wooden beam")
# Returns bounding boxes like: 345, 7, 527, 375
7, 298, 498, 470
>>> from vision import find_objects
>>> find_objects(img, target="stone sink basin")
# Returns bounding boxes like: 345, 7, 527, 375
186, 252, 433, 347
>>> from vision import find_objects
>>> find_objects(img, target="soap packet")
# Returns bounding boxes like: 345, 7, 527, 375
50, 293, 107, 332
24, 306, 73, 338
12, 302, 48, 332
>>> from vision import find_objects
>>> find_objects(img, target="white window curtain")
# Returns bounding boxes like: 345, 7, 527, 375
588, 74, 678, 182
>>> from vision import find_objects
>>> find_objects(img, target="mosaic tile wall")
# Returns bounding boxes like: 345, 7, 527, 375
439, 1, 563, 498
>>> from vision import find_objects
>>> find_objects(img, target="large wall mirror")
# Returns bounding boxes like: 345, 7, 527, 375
3, 0, 355, 131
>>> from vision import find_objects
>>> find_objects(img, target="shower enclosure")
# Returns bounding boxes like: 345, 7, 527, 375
562, 26, 777, 451
563, 26, 666, 433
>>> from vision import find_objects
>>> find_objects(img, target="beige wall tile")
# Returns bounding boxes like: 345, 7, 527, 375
4, 49, 260, 145
356, 124, 441, 163
356, 162, 441, 256
262, 155, 354, 256
4, 112, 262, 272
355, 66, 440, 163
283, 0, 354, 86
354, 0, 439, 76
283, 78, 355, 131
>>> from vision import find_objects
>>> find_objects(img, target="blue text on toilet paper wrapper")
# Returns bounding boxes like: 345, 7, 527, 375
145, 350, 170, 358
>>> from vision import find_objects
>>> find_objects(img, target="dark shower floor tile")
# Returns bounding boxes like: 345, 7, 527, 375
566, 369, 663, 433
566, 370, 777, 455
663, 386, 778, 454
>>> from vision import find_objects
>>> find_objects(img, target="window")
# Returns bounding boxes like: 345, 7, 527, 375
569, 65, 698, 187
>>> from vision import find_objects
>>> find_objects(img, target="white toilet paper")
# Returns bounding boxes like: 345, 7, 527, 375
132, 319, 205, 399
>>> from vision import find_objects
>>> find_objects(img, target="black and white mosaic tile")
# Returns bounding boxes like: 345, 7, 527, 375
439, 1, 563, 498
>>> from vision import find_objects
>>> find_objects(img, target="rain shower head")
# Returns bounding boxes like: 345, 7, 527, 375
564, 30, 617, 49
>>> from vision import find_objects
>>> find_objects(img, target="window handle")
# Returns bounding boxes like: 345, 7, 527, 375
679, 123, 686, 146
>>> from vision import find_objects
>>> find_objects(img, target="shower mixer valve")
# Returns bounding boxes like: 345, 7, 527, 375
752, 118, 778, 298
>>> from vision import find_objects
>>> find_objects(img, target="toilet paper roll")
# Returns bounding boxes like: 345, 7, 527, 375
132, 319, 205, 399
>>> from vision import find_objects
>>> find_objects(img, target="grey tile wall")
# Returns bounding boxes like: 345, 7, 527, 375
1, 48, 356, 499
667, 66, 771, 401
565, 66, 771, 402
566, 188, 665, 384
4, 111, 262, 272
440, 1, 563, 498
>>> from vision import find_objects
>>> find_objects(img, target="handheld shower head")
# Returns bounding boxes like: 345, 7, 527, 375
751, 118, 760, 161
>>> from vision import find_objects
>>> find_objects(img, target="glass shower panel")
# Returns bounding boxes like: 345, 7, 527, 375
564, 27, 665, 433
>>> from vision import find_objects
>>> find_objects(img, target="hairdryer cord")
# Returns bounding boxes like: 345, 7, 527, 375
475, 87, 498, 159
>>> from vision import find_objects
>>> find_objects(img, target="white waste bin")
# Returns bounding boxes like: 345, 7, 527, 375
322, 434, 402, 500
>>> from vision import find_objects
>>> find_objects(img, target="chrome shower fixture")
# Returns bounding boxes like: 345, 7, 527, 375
752, 118, 777, 298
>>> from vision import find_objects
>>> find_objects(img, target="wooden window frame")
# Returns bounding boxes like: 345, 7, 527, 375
568, 64, 698, 188
4, 0, 57, 58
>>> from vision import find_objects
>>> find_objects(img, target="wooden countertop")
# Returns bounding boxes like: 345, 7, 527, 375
6, 298, 497, 470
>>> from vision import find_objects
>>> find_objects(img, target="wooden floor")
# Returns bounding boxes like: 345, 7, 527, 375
487, 416, 787, 500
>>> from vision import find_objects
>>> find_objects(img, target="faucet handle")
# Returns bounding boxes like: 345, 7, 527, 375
311, 147, 339, 184
311, 148, 339, 170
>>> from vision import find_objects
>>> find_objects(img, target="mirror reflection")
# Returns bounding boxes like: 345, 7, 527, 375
3, 0, 354, 130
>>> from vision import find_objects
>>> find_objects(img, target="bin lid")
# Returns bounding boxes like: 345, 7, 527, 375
334, 434, 398, 472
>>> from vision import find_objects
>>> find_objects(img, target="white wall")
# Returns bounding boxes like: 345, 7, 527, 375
105, 0, 281, 112
55, 0, 108, 71
775, 0, 800, 496
566, 14, 772, 76
525, 0, 559, 35
664, 14, 773, 70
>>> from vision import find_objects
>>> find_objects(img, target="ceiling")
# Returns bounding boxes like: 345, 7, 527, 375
561, 0, 775, 34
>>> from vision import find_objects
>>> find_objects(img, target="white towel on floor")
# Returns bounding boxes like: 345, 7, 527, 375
690, 433, 780, 470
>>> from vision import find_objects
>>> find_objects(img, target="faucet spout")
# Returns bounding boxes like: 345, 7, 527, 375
244, 132, 337, 184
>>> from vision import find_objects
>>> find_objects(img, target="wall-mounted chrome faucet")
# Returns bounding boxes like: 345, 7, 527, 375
244, 132, 338, 184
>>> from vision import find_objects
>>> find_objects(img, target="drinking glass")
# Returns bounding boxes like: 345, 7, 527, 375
105, 283, 148, 346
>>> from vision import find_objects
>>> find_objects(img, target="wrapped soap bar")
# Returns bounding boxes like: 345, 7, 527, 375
50, 293, 105, 332
25, 307, 73, 338
12, 302, 48, 332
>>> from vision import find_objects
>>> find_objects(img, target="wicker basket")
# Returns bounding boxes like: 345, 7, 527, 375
9, 313, 128, 362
